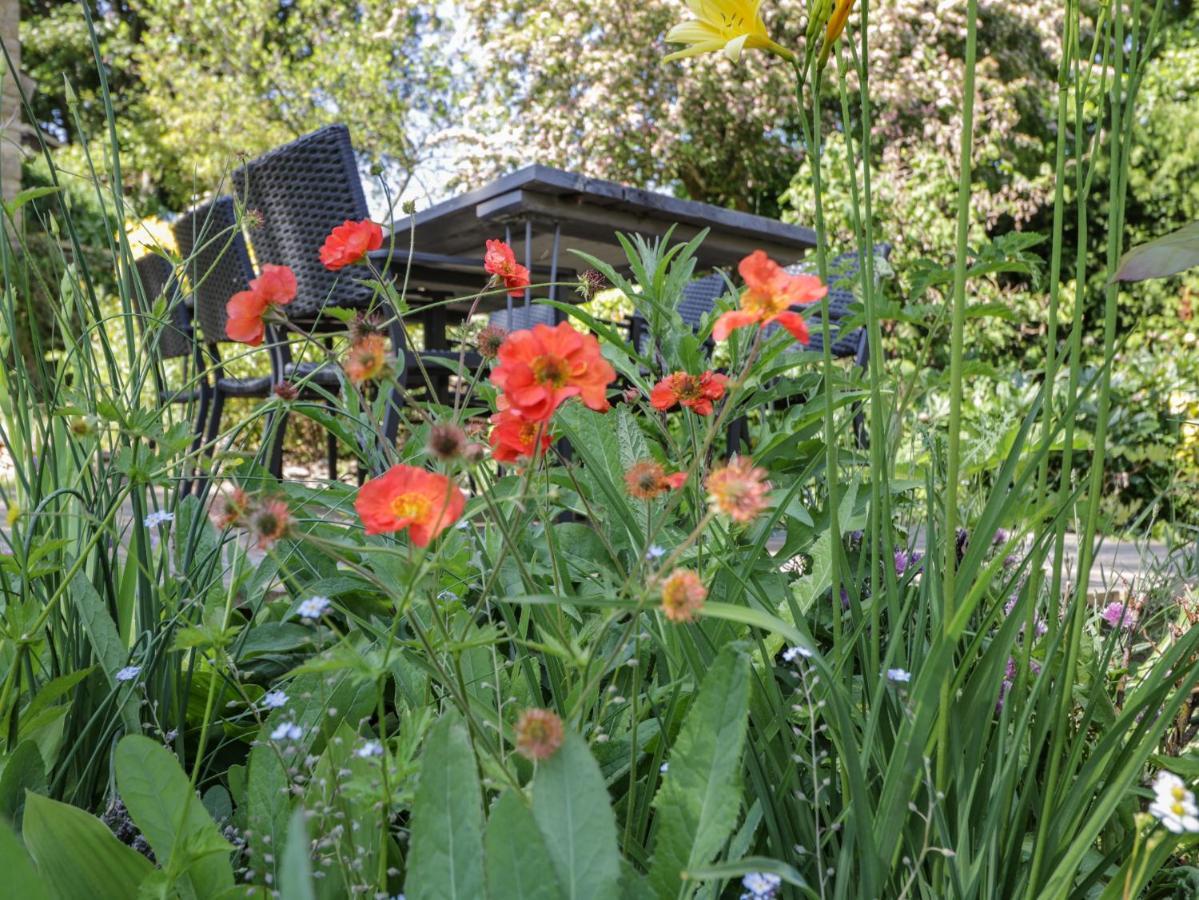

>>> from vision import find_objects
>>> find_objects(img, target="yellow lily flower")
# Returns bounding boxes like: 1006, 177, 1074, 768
664, 0, 795, 63
825, 0, 856, 44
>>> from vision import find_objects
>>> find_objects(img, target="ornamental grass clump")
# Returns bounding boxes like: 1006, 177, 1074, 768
0, 1, 1197, 898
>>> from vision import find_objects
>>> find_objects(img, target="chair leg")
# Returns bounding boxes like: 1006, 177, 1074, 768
183, 385, 211, 497
195, 389, 226, 496
727, 416, 749, 457
265, 408, 288, 480
325, 403, 338, 481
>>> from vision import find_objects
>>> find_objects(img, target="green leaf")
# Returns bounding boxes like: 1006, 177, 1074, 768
3, 186, 61, 217
0, 739, 47, 828
0, 818, 49, 899
485, 790, 565, 900
404, 712, 486, 900
279, 809, 317, 900
1112, 221, 1199, 282
115, 735, 233, 897
22, 791, 155, 900
648, 647, 752, 900
69, 571, 141, 732
532, 732, 623, 900
681, 857, 809, 892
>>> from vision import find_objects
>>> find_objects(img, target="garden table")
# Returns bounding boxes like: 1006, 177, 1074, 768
369, 164, 818, 349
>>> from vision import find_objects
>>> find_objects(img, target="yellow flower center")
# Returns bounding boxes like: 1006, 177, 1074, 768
531, 354, 570, 387
741, 288, 789, 319
390, 492, 432, 521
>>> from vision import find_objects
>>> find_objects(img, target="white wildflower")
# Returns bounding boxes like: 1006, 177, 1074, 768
741, 872, 782, 899
783, 645, 813, 663
261, 690, 287, 709
297, 596, 331, 619
115, 665, 142, 682
355, 740, 384, 759
1150, 771, 1199, 833
144, 510, 175, 528
886, 668, 912, 683
645, 545, 667, 561
270, 722, 303, 742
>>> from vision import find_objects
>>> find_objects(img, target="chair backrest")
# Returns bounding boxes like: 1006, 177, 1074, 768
488, 304, 558, 332
174, 196, 257, 344
133, 254, 192, 359
678, 272, 727, 328
785, 244, 891, 360
232, 124, 374, 320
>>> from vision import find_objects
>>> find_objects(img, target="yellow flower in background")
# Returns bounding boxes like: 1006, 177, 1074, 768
125, 215, 177, 259
664, 0, 795, 63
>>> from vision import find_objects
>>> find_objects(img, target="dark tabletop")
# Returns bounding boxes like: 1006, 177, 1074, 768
369, 165, 816, 311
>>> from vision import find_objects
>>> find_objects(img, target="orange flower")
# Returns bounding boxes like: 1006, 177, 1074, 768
649, 370, 729, 416
213, 486, 251, 530
489, 410, 553, 463
252, 264, 298, 305
224, 264, 297, 346
343, 333, 390, 384
484, 239, 532, 297
826, 0, 856, 44
320, 219, 384, 271
515, 708, 564, 761
226, 289, 270, 345
624, 460, 688, 499
354, 464, 466, 544
490, 322, 616, 422
711, 250, 826, 344
659, 569, 707, 623
249, 498, 291, 549
706, 456, 771, 523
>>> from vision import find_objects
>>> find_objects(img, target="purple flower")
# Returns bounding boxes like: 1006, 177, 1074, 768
894, 549, 923, 577
1101, 601, 1138, 630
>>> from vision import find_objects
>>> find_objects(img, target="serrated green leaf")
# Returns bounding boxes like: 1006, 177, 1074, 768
115, 735, 233, 897
532, 732, 622, 900
404, 712, 485, 900
485, 790, 565, 900
22, 791, 155, 900
648, 647, 752, 900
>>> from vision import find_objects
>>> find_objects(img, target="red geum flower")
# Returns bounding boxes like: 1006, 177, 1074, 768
225, 264, 297, 346
484, 239, 532, 297
489, 410, 553, 463
343, 333, 390, 384
659, 568, 707, 623
711, 250, 826, 344
320, 219, 384, 271
490, 322, 616, 422
226, 289, 270, 345
649, 370, 730, 416
354, 464, 466, 545
706, 455, 772, 523
624, 460, 688, 499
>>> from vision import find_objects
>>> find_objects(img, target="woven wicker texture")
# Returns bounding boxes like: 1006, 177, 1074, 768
134, 254, 192, 359
232, 124, 374, 320
678, 272, 728, 328
782, 245, 891, 358
488, 304, 558, 332
174, 197, 257, 344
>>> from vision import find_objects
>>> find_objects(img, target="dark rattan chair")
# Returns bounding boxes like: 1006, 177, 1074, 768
133, 253, 209, 494
173, 197, 282, 483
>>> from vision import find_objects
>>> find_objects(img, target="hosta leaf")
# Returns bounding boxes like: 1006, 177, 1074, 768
22, 791, 154, 900
485, 790, 565, 900
648, 647, 752, 900
532, 732, 622, 900
404, 712, 485, 900
0, 819, 49, 899
115, 735, 234, 897
0, 739, 47, 828
1112, 221, 1199, 282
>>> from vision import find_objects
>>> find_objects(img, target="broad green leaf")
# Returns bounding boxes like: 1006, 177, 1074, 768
404, 712, 486, 900
70, 571, 141, 732
22, 791, 155, 900
0, 739, 47, 827
485, 790, 565, 900
115, 735, 234, 897
1112, 221, 1199, 282
3, 185, 61, 216
532, 732, 622, 900
280, 809, 318, 900
0, 819, 49, 899
648, 647, 752, 900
